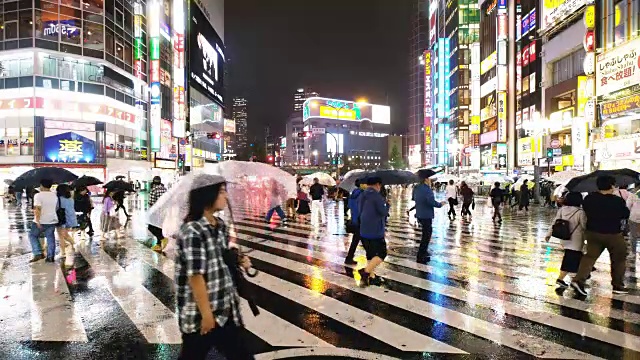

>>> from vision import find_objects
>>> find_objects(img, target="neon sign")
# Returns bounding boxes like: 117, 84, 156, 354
44, 21, 79, 38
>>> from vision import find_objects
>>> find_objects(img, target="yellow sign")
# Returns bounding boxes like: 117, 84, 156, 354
497, 92, 507, 142
319, 106, 356, 120
425, 126, 432, 145
480, 52, 497, 75
470, 116, 481, 135
59, 139, 83, 158
584, 5, 595, 29
577, 76, 588, 115
562, 155, 574, 166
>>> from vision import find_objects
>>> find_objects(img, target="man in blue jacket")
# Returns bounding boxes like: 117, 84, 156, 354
344, 179, 363, 265
357, 177, 389, 287
414, 175, 447, 263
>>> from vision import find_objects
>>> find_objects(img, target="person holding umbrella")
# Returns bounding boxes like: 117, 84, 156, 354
74, 187, 94, 237
414, 172, 447, 263
148, 176, 168, 252
56, 184, 78, 267
571, 175, 630, 296
28, 179, 58, 263
357, 177, 389, 287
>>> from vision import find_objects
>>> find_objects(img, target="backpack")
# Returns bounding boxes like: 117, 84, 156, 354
550, 210, 580, 240
56, 197, 67, 227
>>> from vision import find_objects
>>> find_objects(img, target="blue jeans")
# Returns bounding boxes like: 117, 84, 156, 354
266, 206, 285, 222
29, 222, 56, 258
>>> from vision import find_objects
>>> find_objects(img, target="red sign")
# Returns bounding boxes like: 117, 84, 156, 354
522, 45, 530, 66
529, 41, 537, 62
150, 60, 160, 83
584, 30, 595, 52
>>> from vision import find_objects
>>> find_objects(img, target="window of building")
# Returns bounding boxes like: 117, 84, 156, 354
83, 20, 104, 50
115, 40, 123, 60
633, 0, 640, 39
5, 20, 18, 40
18, 10, 33, 38
84, 0, 104, 14
614, 0, 628, 45
552, 48, 585, 85
105, 27, 114, 54
42, 56, 57, 76
115, 8, 123, 28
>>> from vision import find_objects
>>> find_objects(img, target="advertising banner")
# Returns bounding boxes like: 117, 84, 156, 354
190, 2, 225, 105
543, 0, 591, 31
424, 50, 433, 155
497, 92, 507, 142
224, 118, 236, 133
303, 97, 390, 124
43, 129, 97, 163
601, 94, 640, 117
596, 38, 640, 96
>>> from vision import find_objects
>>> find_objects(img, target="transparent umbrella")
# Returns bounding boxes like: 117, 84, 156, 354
206, 160, 297, 199
300, 172, 336, 187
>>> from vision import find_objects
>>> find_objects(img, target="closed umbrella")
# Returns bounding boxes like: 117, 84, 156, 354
13, 167, 78, 190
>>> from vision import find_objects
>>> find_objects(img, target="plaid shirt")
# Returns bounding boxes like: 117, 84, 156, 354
148, 184, 167, 207
175, 216, 242, 334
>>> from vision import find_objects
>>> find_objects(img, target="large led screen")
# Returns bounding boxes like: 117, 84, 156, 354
189, 3, 225, 105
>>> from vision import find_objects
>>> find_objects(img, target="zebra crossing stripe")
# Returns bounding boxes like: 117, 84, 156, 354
117, 237, 334, 348
1, 256, 32, 341
30, 261, 87, 342
76, 243, 182, 344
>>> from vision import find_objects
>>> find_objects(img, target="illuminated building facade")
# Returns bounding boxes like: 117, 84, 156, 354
0, 0, 225, 183
232, 97, 248, 152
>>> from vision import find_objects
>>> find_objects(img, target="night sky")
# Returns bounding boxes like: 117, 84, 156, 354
225, 0, 413, 142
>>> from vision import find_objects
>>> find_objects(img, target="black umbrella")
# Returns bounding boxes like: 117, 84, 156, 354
13, 167, 78, 190
565, 169, 640, 193
73, 175, 103, 188
103, 180, 135, 192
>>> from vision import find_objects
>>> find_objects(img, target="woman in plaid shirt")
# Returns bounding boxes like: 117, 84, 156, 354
175, 176, 254, 360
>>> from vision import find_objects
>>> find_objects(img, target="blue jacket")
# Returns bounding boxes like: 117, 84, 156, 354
413, 184, 442, 220
57, 196, 78, 228
357, 187, 389, 239
348, 188, 363, 224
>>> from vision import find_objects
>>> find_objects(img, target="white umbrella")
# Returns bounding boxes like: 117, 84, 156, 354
518, 174, 535, 181
342, 169, 366, 179
206, 160, 297, 199
546, 170, 583, 185
300, 172, 336, 187
432, 174, 459, 183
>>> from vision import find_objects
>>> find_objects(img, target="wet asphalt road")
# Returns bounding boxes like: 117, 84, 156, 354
0, 189, 639, 359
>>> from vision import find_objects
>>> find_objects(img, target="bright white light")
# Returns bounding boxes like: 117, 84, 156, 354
312, 150, 318, 156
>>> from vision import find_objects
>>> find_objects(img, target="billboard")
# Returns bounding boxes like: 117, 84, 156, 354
190, 2, 225, 105
224, 118, 236, 133
543, 0, 591, 31
424, 50, 433, 161
302, 97, 390, 124
43, 129, 96, 163
497, 92, 507, 142
596, 38, 640, 96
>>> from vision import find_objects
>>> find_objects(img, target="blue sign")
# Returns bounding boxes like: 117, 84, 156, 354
528, 9, 536, 31
522, 12, 531, 36
43, 131, 96, 163
43, 20, 80, 39
497, 0, 507, 10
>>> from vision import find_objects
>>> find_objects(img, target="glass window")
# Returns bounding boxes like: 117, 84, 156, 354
124, 41, 132, 65
632, 0, 640, 39
105, 0, 114, 21
105, 27, 114, 54
58, 58, 82, 80
605, 0, 615, 48
37, 0, 58, 12
6, 128, 20, 156
59, 15, 82, 45
614, 0, 627, 45
84, 10, 103, 24
115, 40, 123, 60
5, 20, 18, 39
36, 10, 59, 40
42, 56, 57, 76
20, 128, 33, 155
83, 20, 104, 50
83, 0, 104, 14
115, 8, 123, 28
20, 58, 33, 75
84, 62, 102, 82
18, 10, 33, 38
60, 0, 80, 8
5, 59, 20, 77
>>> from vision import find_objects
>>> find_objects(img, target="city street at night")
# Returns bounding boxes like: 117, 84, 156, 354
1, 192, 639, 359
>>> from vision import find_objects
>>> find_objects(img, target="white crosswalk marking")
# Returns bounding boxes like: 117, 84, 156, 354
1, 197, 639, 359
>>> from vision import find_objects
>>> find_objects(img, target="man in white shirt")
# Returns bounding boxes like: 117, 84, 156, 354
445, 180, 458, 220
28, 179, 59, 263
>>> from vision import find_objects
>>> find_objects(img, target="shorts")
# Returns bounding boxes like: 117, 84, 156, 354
560, 249, 583, 273
360, 237, 387, 260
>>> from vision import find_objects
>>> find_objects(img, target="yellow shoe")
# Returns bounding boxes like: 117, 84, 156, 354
151, 244, 162, 252
152, 238, 168, 252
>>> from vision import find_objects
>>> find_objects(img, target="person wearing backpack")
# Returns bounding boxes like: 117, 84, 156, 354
344, 179, 364, 265
545, 192, 587, 288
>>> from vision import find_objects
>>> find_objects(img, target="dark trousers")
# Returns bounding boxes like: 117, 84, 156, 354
179, 322, 254, 360
518, 203, 529, 211
148, 224, 164, 242
573, 231, 627, 288
416, 218, 433, 261
346, 227, 361, 260
447, 198, 456, 218
492, 203, 502, 221
82, 212, 94, 233
115, 203, 129, 217
461, 201, 472, 216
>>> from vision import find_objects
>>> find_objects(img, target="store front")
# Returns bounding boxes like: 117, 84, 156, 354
593, 136, 640, 171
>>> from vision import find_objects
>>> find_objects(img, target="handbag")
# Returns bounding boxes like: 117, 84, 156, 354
471, 198, 475, 210
56, 197, 66, 227
451, 198, 459, 206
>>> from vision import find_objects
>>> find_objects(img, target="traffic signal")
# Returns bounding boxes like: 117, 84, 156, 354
207, 132, 221, 139
546, 148, 553, 158
267, 155, 274, 162
297, 131, 312, 138
177, 154, 185, 168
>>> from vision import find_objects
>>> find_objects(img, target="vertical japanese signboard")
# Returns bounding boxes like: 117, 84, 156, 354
424, 50, 433, 165
149, 0, 161, 152
172, 0, 186, 137
497, 91, 507, 142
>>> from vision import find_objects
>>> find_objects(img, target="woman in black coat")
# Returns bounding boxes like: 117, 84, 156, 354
519, 180, 530, 211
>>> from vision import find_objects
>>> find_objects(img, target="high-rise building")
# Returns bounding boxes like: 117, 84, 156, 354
407, 0, 429, 168
293, 88, 319, 112
284, 115, 305, 165
0, 0, 225, 182
233, 97, 248, 152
